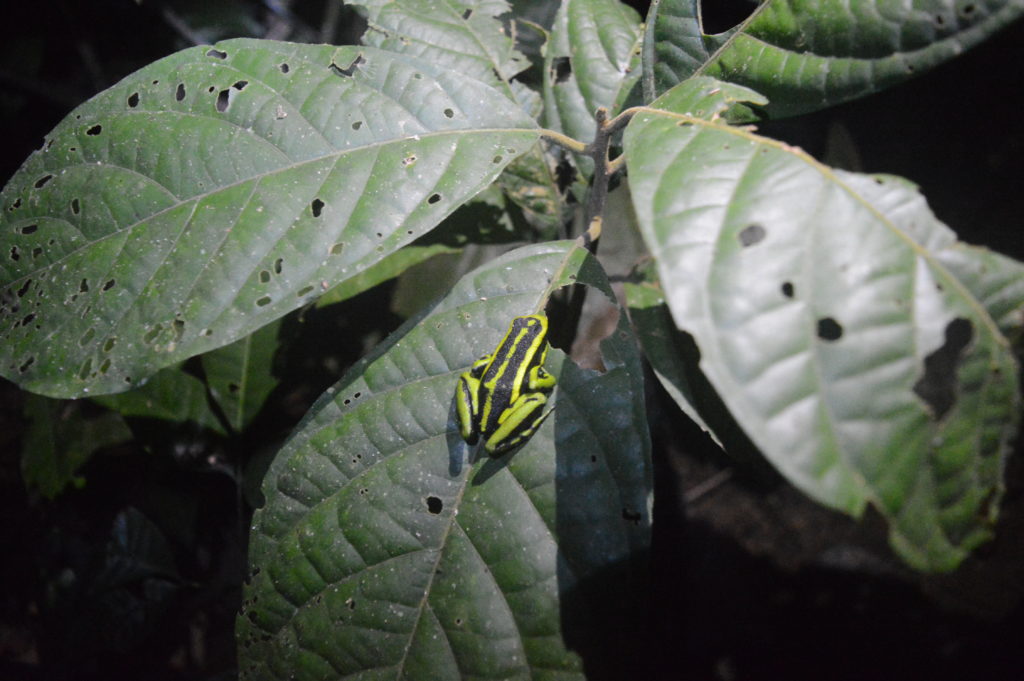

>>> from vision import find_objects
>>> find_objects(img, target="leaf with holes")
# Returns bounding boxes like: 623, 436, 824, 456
0, 39, 538, 398
624, 77, 1024, 571
644, 0, 1024, 116
236, 241, 651, 680
542, 0, 643, 158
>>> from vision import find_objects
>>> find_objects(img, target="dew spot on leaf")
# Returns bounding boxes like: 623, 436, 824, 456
816, 317, 843, 341
738, 223, 766, 247
913, 317, 973, 420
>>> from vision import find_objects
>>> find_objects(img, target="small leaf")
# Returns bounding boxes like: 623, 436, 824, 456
625, 78, 1023, 571
0, 39, 538, 398
203, 318, 282, 432
21, 394, 132, 498
92, 365, 227, 435
543, 0, 643, 152
237, 241, 651, 680
645, 0, 1024, 116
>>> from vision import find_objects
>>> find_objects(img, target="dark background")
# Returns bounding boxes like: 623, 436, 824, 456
2, 1, 1022, 679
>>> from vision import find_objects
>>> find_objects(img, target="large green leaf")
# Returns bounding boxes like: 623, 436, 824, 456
624, 77, 1023, 571
0, 39, 538, 398
645, 0, 1024, 115
237, 241, 651, 680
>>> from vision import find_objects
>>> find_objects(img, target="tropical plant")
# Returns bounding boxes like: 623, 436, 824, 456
2, 1, 1023, 679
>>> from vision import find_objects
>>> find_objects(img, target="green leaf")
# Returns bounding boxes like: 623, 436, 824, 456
0, 39, 538, 398
624, 77, 1023, 571
92, 365, 227, 435
237, 241, 651, 680
645, 0, 1024, 116
542, 0, 643, 150
21, 394, 132, 498
202, 318, 282, 433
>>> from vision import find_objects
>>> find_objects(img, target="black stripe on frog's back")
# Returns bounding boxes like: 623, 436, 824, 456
480, 316, 545, 431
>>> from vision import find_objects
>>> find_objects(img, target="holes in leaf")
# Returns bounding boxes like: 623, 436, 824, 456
913, 317, 973, 420
346, 598, 356, 611
172, 318, 185, 340
552, 57, 572, 83
86, 124, 102, 136
9, 197, 22, 211
79, 278, 89, 293
279, 62, 290, 73
228, 382, 240, 394
492, 154, 503, 164
103, 337, 116, 353
462, 8, 473, 19
16, 279, 32, 298
175, 83, 186, 102
19, 357, 35, 373
330, 53, 365, 78
206, 48, 228, 59
34, 175, 53, 189
781, 281, 795, 298
233, 80, 249, 90
425, 496, 443, 514
256, 296, 272, 307
259, 270, 271, 284
216, 89, 231, 113
342, 391, 362, 406
402, 155, 417, 168
31, 246, 42, 259
20, 224, 38, 235
102, 279, 116, 292
296, 285, 314, 297
80, 327, 95, 346
311, 198, 324, 217
622, 508, 642, 524
816, 317, 843, 342
427, 193, 441, 205
127, 92, 140, 108
351, 120, 363, 130
20, 313, 36, 327
960, 4, 977, 18
738, 223, 766, 247
443, 107, 454, 118
71, 198, 81, 215
78, 358, 93, 380
9, 246, 19, 262
330, 242, 344, 255
143, 325, 162, 345
98, 358, 111, 375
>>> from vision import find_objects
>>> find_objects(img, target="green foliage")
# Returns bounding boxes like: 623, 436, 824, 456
3, 1, 1024, 679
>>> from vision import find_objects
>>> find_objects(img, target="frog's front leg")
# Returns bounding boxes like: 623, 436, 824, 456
484, 391, 552, 456
456, 355, 490, 444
